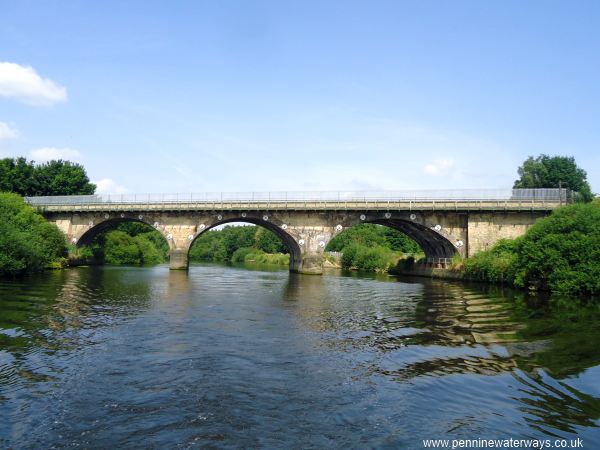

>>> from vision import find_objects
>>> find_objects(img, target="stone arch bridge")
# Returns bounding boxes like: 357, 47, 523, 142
26, 189, 567, 274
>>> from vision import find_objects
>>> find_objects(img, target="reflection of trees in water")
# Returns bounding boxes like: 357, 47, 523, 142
514, 371, 600, 435
0, 267, 155, 400
283, 272, 600, 437
368, 280, 600, 437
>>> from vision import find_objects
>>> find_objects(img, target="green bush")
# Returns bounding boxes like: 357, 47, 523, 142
103, 231, 142, 265
0, 193, 67, 275
464, 239, 520, 284
245, 251, 289, 266
464, 201, 600, 296
133, 234, 164, 265
341, 244, 360, 268
340, 243, 402, 272
231, 247, 255, 263
513, 201, 600, 295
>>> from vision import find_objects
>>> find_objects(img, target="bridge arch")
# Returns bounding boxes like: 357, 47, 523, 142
367, 218, 458, 259
75, 217, 172, 249
332, 213, 462, 263
186, 216, 303, 272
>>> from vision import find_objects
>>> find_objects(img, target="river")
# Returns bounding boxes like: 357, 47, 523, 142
1, 264, 599, 449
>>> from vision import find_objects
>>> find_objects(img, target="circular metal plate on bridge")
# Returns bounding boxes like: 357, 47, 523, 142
298, 239, 305, 246
263, 215, 269, 221
281, 224, 288, 230
241, 212, 247, 218
71, 237, 77, 244
188, 234, 194, 240
455, 240, 464, 247
167, 233, 173, 240
153, 222, 159, 228
410, 213, 417, 220
319, 241, 325, 248
88, 221, 94, 226
120, 213, 125, 218
217, 214, 223, 220
433, 224, 442, 231
335, 224, 343, 231
138, 215, 143, 220
360, 214, 366, 221
384, 212, 391, 219
199, 224, 206, 230
104, 213, 109, 219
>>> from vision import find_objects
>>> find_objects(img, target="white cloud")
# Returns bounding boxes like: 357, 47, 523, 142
30, 147, 81, 162
0, 62, 67, 106
423, 158, 456, 177
0, 122, 18, 141
94, 178, 128, 194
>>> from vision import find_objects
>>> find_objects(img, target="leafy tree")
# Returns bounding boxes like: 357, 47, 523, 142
0, 157, 37, 195
383, 227, 421, 253
0, 193, 67, 275
221, 226, 256, 260
254, 227, 287, 253
0, 157, 95, 196
514, 155, 593, 202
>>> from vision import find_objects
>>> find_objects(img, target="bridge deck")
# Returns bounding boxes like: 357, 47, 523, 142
29, 200, 563, 212
25, 189, 569, 212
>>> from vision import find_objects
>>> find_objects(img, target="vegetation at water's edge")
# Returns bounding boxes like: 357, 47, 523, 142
189, 226, 288, 265
462, 200, 600, 296
231, 247, 290, 266
326, 224, 422, 272
188, 223, 423, 271
75, 222, 169, 266
0, 193, 67, 276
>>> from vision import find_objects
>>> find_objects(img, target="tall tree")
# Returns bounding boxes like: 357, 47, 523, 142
513, 154, 593, 202
0, 157, 37, 195
0, 157, 96, 196
32, 160, 96, 196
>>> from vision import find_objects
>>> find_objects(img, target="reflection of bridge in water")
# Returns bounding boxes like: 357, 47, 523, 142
26, 188, 567, 274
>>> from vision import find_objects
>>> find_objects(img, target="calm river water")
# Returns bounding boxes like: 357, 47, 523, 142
0, 264, 599, 449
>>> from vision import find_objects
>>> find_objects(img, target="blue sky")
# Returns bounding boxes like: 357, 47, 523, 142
1, 0, 599, 194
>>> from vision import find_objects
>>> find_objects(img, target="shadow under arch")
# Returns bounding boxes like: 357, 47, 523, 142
187, 218, 303, 272
76, 218, 171, 249
367, 218, 458, 259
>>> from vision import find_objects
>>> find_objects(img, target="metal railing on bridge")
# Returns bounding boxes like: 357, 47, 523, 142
25, 188, 570, 206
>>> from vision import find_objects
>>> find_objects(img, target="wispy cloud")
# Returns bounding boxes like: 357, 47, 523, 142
30, 147, 81, 162
0, 62, 67, 106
